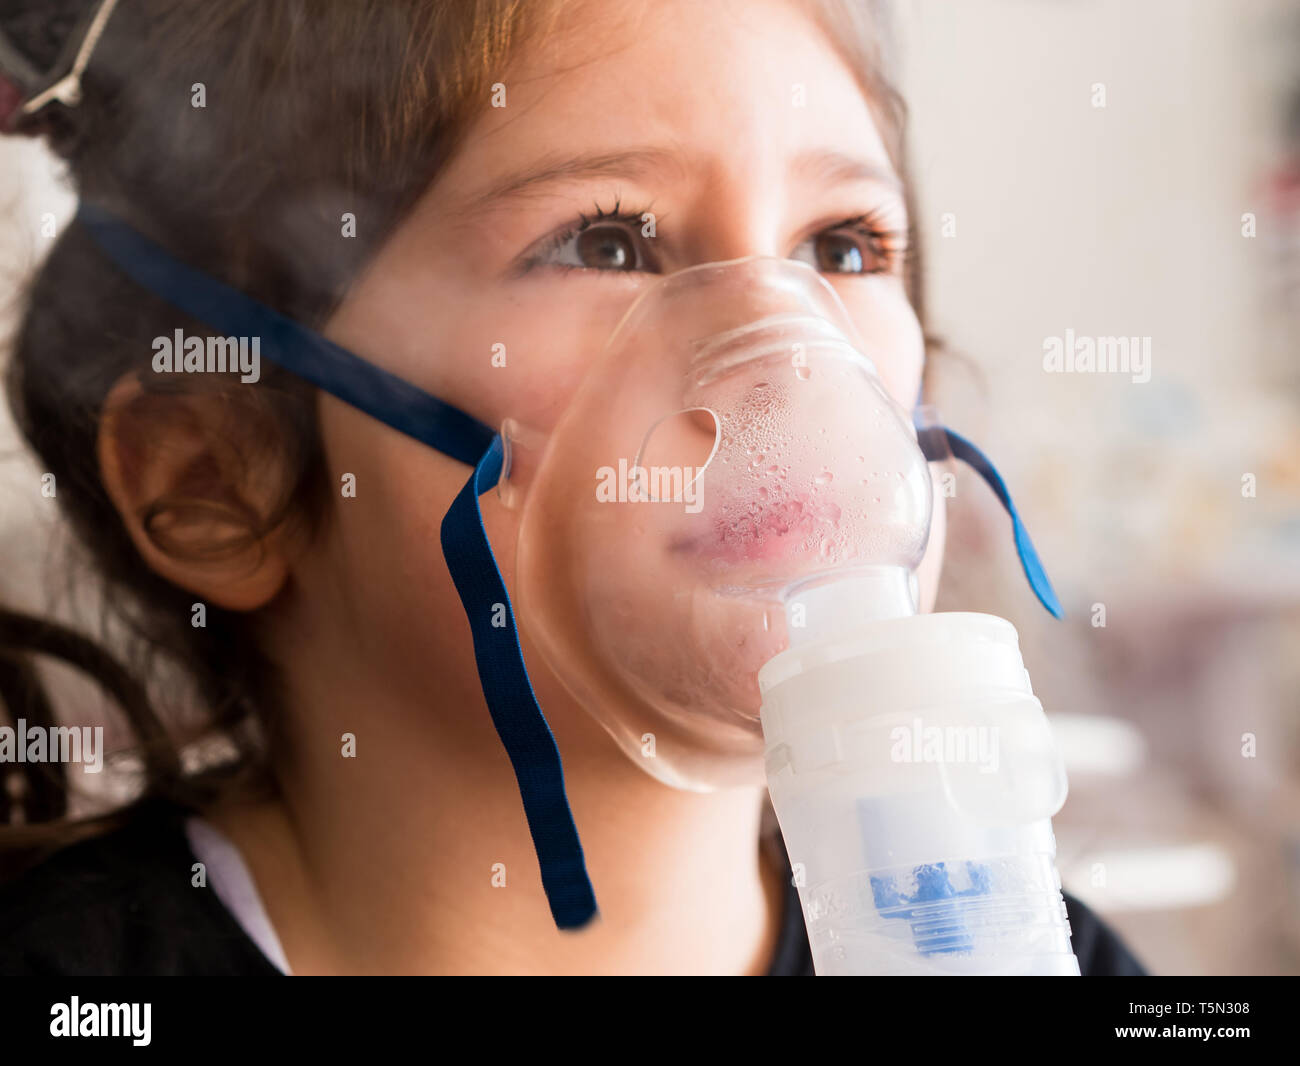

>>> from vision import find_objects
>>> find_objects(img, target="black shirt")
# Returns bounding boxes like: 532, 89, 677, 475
0, 797, 1146, 976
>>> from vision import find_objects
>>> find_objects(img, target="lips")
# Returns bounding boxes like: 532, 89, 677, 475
670, 493, 840, 565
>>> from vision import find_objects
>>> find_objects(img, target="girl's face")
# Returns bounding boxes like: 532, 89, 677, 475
309, 0, 943, 768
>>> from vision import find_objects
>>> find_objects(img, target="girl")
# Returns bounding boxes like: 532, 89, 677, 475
0, 0, 1144, 975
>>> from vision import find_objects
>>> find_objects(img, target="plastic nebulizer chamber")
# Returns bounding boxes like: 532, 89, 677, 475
758, 610, 1076, 975
498, 255, 934, 790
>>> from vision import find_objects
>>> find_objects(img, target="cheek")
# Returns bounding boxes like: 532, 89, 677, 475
830, 279, 925, 410
299, 397, 474, 723
471, 305, 650, 443
872, 308, 926, 410
324, 255, 638, 443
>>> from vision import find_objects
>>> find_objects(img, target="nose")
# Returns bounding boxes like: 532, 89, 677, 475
653, 256, 857, 359
674, 174, 786, 269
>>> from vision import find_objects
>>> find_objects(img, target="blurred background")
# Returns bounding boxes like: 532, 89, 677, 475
2, 0, 1298, 974
896, 0, 1300, 975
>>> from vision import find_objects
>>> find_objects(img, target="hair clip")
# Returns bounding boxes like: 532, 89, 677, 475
0, 0, 120, 130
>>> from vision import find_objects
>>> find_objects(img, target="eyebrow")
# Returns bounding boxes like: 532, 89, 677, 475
458, 144, 901, 218
459, 147, 690, 218
791, 148, 902, 193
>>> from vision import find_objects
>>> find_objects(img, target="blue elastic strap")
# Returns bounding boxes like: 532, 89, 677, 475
441, 438, 598, 929
76, 202, 598, 929
918, 424, 1064, 619
76, 202, 495, 466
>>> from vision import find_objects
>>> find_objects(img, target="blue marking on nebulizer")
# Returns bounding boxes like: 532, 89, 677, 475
870, 860, 992, 956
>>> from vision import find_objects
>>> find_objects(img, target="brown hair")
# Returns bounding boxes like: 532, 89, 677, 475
0, 0, 929, 871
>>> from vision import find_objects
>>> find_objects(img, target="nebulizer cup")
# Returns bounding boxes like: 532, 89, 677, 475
759, 610, 1078, 975
500, 255, 1078, 973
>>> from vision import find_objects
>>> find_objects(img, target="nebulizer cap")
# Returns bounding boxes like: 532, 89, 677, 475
497, 256, 934, 790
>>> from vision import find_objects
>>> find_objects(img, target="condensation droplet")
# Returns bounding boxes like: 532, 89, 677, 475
814, 470, 833, 485
794, 366, 811, 381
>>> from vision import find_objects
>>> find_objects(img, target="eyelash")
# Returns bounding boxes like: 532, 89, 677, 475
820, 211, 911, 275
515, 197, 650, 275
515, 197, 911, 276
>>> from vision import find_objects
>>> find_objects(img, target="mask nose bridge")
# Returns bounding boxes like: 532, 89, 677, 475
686, 312, 869, 388
601, 255, 867, 371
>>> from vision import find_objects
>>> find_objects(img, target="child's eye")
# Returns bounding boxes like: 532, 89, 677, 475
790, 217, 907, 276
517, 202, 907, 277
518, 198, 658, 275
550, 221, 646, 271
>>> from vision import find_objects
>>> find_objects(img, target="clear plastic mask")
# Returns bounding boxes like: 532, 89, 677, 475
499, 257, 934, 790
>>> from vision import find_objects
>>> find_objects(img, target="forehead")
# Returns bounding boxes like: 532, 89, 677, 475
436, 0, 895, 206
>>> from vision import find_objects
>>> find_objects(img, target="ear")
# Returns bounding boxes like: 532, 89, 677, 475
97, 374, 295, 611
